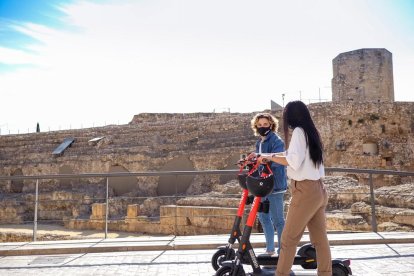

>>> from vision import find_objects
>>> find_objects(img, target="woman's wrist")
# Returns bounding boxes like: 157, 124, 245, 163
271, 151, 286, 158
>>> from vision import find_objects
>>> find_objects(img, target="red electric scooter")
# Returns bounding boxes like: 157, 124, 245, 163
211, 157, 260, 270
212, 158, 322, 273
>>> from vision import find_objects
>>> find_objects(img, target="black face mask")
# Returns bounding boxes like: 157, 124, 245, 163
257, 127, 271, 136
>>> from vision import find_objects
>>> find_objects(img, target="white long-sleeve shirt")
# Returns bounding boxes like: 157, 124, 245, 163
285, 127, 324, 181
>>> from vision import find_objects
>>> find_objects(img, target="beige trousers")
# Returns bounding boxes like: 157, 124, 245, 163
276, 179, 332, 276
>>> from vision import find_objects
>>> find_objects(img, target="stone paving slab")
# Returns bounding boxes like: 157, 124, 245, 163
1, 232, 414, 257
171, 231, 414, 249
0, 243, 30, 251
0, 243, 413, 275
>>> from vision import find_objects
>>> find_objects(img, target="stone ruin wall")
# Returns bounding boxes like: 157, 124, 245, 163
1, 102, 412, 184
0, 102, 413, 236
310, 101, 414, 185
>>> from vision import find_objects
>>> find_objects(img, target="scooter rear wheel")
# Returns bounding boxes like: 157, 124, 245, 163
332, 264, 349, 276
211, 248, 236, 271
215, 265, 245, 276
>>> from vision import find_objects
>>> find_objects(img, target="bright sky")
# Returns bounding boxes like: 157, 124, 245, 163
1, 0, 413, 134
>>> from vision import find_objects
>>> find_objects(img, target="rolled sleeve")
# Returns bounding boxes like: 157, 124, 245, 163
270, 138, 285, 168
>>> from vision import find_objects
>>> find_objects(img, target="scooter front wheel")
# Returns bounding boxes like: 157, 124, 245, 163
301, 261, 317, 269
300, 245, 317, 269
211, 248, 236, 271
215, 265, 245, 276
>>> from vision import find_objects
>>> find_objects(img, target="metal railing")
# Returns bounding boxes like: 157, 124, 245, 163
325, 168, 414, 232
0, 170, 237, 241
0, 168, 413, 241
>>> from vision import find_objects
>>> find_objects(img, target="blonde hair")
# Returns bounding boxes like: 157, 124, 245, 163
250, 113, 279, 136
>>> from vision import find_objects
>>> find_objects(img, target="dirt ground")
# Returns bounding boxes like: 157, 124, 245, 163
0, 224, 149, 242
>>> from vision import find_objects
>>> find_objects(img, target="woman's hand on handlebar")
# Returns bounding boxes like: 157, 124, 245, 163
257, 155, 271, 164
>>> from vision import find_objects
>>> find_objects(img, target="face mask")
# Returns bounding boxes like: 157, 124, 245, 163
257, 126, 271, 136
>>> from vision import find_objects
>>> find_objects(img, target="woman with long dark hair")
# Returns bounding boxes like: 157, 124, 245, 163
256, 101, 332, 276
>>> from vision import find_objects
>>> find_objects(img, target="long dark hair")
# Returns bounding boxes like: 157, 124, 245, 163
283, 101, 323, 167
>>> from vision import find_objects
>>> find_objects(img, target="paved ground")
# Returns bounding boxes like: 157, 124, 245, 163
2, 232, 414, 256
1, 232, 414, 275
0, 243, 413, 275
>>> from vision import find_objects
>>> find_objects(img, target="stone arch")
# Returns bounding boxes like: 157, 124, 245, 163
59, 165, 77, 188
362, 139, 378, 155
108, 165, 137, 196
11, 168, 24, 193
157, 156, 195, 196
219, 153, 245, 184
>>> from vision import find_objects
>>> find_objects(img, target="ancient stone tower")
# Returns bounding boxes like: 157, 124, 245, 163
332, 48, 394, 103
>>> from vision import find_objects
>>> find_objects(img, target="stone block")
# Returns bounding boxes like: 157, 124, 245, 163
90, 203, 106, 220
159, 223, 176, 234
159, 205, 237, 235
160, 205, 177, 226
127, 204, 140, 219
131, 220, 163, 233
326, 212, 369, 231
393, 210, 414, 227
176, 206, 193, 226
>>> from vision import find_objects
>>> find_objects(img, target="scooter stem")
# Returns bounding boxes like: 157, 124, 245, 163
237, 189, 249, 217
246, 196, 261, 227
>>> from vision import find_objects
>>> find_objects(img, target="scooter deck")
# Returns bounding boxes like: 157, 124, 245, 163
248, 267, 319, 276
255, 254, 313, 266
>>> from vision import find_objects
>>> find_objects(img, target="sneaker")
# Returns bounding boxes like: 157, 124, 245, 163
264, 250, 276, 255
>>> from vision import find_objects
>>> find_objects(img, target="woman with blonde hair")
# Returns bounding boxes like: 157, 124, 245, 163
249, 112, 287, 255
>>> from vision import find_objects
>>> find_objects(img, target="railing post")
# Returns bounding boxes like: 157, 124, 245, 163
174, 175, 178, 236
33, 179, 39, 241
369, 173, 378, 232
105, 177, 109, 239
